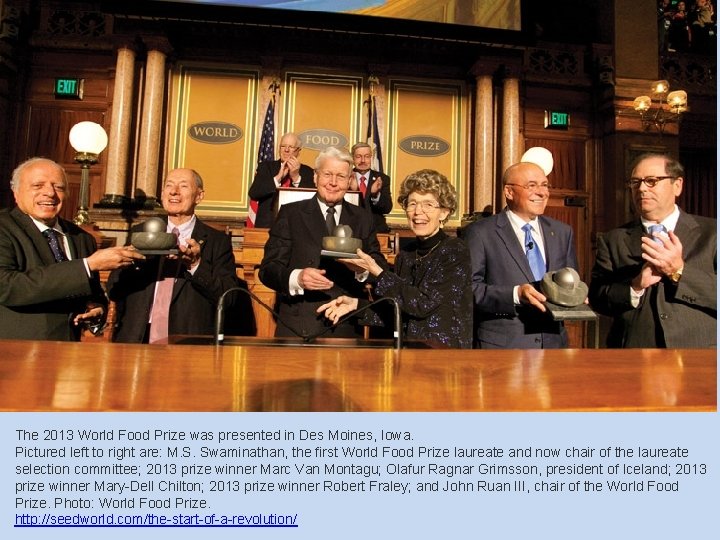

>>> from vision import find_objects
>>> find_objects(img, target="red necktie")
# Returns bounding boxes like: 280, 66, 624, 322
359, 175, 367, 196
282, 175, 292, 187
149, 228, 179, 344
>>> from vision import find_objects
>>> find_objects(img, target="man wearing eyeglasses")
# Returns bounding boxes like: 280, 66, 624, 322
259, 146, 388, 339
248, 132, 315, 228
464, 161, 579, 348
589, 153, 716, 348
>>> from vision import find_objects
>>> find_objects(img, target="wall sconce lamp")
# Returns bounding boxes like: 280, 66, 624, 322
68, 121, 108, 225
633, 80, 688, 135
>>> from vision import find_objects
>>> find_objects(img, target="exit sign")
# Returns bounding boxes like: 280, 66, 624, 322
544, 110, 569, 130
54, 78, 84, 100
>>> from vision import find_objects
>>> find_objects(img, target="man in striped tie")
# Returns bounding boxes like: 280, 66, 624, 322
0, 157, 143, 340
350, 142, 393, 233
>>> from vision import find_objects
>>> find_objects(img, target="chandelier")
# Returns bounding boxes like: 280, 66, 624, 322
633, 80, 688, 135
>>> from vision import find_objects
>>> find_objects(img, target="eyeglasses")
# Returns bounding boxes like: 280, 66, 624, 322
279, 145, 299, 151
505, 182, 552, 191
626, 176, 676, 189
404, 200, 442, 213
319, 171, 350, 182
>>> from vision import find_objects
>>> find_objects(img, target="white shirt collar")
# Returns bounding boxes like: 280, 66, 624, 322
29, 216, 63, 235
641, 205, 680, 232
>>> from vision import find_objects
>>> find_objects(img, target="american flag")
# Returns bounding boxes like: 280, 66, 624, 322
366, 95, 384, 173
246, 95, 276, 228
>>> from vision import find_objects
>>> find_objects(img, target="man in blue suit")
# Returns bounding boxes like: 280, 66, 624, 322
464, 161, 578, 348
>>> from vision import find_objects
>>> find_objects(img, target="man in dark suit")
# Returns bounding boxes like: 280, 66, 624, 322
247, 132, 315, 228
259, 146, 388, 339
0, 157, 143, 341
108, 168, 240, 343
589, 153, 716, 347
464, 161, 578, 348
350, 142, 393, 232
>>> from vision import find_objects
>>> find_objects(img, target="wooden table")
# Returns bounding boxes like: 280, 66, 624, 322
0, 339, 715, 412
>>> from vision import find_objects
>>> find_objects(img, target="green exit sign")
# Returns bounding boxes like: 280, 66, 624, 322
54, 78, 84, 100
544, 110, 569, 130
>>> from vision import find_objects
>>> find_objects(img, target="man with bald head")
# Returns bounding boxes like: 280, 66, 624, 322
248, 132, 315, 228
0, 157, 144, 340
463, 161, 579, 348
108, 168, 240, 343
589, 153, 716, 347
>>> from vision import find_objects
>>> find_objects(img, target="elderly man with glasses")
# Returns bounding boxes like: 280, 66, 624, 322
589, 153, 716, 348
463, 161, 579, 348
248, 132, 316, 228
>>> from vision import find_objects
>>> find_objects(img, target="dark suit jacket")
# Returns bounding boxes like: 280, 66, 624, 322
259, 196, 388, 339
0, 207, 105, 341
463, 210, 578, 348
248, 159, 315, 228
107, 218, 240, 343
589, 212, 716, 348
355, 169, 392, 232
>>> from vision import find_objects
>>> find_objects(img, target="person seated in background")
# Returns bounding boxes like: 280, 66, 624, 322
463, 161, 579, 349
107, 168, 240, 343
589, 153, 716, 348
259, 146, 388, 340
0, 157, 144, 341
318, 169, 472, 348
247, 132, 315, 228
349, 142, 393, 233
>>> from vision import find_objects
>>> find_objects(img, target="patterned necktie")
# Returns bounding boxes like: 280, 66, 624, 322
522, 223, 546, 281
325, 206, 336, 235
149, 227, 180, 344
43, 229, 67, 262
647, 223, 668, 244
359, 175, 367, 197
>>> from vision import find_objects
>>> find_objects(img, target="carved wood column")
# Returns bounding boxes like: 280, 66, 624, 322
101, 42, 136, 206
136, 39, 171, 206
501, 67, 522, 175
470, 62, 496, 214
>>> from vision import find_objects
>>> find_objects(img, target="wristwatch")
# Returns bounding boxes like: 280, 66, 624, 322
668, 266, 683, 283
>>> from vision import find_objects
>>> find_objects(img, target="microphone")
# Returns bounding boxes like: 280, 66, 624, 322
527, 241, 534, 250
306, 296, 403, 351
214, 286, 305, 345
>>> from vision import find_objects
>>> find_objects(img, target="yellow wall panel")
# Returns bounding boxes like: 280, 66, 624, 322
285, 74, 362, 166
387, 81, 467, 226
168, 64, 259, 217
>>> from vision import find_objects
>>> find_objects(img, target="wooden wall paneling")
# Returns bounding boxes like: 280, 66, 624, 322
167, 63, 260, 218
23, 106, 108, 220
387, 79, 468, 227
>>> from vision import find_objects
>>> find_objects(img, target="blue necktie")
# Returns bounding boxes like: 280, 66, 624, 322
43, 229, 67, 262
647, 223, 668, 244
522, 223, 545, 281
